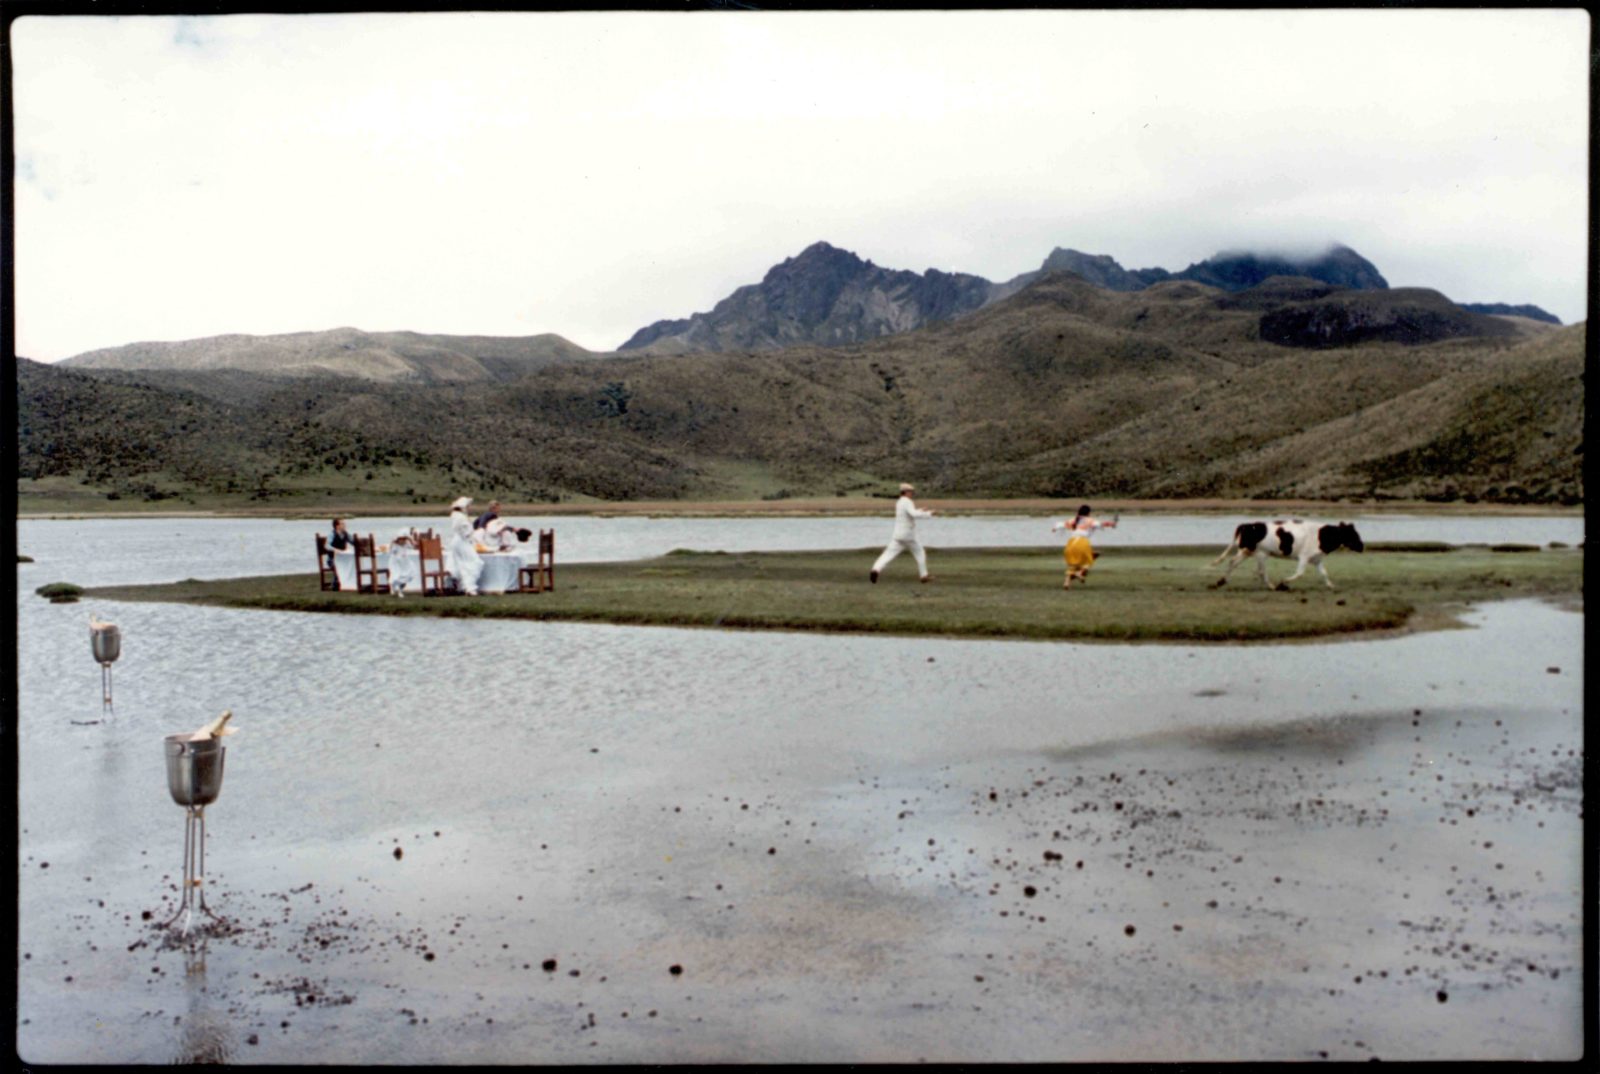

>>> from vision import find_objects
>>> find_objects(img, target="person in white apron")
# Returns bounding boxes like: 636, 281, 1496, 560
446, 496, 483, 596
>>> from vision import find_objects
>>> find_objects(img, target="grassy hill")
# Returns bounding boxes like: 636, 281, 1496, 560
57, 327, 599, 383
15, 274, 1584, 510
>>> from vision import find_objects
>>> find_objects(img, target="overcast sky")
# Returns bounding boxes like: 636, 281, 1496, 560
10, 9, 1590, 361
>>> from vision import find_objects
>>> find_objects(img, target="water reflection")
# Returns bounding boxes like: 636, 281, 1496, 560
171, 958, 234, 1065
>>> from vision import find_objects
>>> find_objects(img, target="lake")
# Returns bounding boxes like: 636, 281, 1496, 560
15, 510, 1584, 589
13, 513, 1585, 1062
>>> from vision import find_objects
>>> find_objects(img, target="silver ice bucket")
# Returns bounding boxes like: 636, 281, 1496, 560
91, 626, 121, 665
164, 735, 227, 807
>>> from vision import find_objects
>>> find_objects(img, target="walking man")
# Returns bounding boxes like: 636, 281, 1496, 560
870, 482, 936, 584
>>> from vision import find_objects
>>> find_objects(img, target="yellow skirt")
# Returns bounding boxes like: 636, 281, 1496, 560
1064, 536, 1095, 569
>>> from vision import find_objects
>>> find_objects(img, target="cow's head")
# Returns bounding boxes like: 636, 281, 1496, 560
1320, 522, 1364, 554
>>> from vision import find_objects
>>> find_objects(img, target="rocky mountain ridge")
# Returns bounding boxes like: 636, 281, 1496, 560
617, 240, 1552, 354
46, 242, 1560, 379
18, 269, 1582, 509
619, 241, 996, 355
1457, 302, 1562, 325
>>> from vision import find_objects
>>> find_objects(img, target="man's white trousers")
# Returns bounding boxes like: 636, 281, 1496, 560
872, 538, 928, 578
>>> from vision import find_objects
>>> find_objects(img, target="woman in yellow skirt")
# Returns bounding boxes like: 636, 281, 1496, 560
1052, 504, 1118, 589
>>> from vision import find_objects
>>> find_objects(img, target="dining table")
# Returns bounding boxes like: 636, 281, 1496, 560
330, 547, 424, 592
475, 551, 526, 594
331, 545, 530, 594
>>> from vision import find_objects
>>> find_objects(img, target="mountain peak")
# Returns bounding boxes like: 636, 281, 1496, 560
616, 240, 1442, 354
618, 241, 992, 353
773, 241, 870, 277
1036, 249, 1170, 291
1181, 244, 1388, 291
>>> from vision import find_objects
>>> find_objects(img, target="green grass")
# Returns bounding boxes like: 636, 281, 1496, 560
77, 544, 1583, 643
35, 582, 85, 598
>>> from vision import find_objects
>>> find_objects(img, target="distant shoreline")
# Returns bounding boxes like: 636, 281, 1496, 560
15, 496, 1585, 522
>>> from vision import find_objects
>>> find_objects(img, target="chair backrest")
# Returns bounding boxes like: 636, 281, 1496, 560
417, 535, 444, 568
315, 533, 337, 589
538, 529, 554, 589
354, 534, 376, 556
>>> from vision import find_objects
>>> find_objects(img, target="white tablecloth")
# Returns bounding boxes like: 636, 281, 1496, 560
330, 549, 360, 590
477, 552, 526, 594
330, 548, 422, 592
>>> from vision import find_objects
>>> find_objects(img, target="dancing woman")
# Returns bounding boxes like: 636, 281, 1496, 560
1051, 504, 1118, 589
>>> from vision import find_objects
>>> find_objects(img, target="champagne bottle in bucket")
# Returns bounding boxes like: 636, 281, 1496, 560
161, 711, 239, 938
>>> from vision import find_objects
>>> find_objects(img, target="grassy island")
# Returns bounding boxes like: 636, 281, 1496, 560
79, 543, 1582, 643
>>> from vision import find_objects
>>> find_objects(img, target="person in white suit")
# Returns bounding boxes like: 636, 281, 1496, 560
446, 496, 483, 596
870, 482, 936, 584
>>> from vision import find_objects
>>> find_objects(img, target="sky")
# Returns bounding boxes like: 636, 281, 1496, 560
8, 8, 1591, 361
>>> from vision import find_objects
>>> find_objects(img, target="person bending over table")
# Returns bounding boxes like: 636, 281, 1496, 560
484, 518, 529, 552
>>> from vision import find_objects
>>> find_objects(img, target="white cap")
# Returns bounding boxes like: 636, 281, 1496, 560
451, 496, 473, 510
899, 482, 915, 493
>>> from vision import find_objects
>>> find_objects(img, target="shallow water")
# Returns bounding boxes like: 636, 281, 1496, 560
13, 515, 1585, 1063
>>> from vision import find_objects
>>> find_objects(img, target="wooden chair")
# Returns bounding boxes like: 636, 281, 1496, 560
518, 529, 555, 593
353, 534, 390, 594
315, 534, 339, 591
416, 534, 450, 596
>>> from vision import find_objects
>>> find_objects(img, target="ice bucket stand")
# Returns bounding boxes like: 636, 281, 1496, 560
91, 624, 121, 711
162, 734, 227, 935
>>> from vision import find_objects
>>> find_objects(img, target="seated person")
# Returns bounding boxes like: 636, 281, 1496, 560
472, 500, 502, 532
326, 518, 354, 590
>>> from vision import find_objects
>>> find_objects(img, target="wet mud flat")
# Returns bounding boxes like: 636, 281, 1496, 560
857, 706, 1583, 1061
15, 603, 1584, 1063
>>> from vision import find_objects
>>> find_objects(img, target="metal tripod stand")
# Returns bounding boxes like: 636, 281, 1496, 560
162, 734, 227, 936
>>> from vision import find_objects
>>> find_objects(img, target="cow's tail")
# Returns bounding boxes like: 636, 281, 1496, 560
1208, 538, 1239, 567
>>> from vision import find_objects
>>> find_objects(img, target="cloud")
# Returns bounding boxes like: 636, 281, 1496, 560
171, 17, 213, 50
9, 9, 1589, 359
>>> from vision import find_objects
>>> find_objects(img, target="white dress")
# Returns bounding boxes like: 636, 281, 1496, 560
446, 509, 484, 594
388, 544, 421, 593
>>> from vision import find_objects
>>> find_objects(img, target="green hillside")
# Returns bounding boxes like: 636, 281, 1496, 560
14, 274, 1584, 510
56, 327, 598, 383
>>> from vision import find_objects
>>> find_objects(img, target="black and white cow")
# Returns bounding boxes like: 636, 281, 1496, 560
1210, 519, 1365, 590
